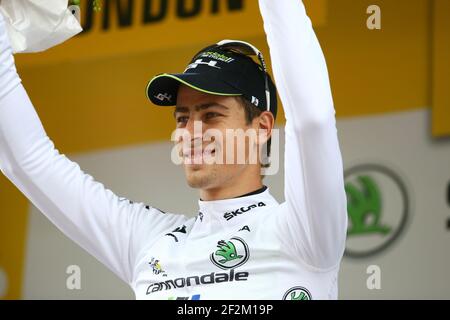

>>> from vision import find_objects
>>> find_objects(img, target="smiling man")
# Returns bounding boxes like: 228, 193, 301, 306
168, 85, 275, 199
0, 0, 347, 300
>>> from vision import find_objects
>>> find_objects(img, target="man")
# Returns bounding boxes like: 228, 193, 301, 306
0, 0, 347, 300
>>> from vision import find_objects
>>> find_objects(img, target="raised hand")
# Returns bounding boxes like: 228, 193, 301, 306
0, 0, 82, 53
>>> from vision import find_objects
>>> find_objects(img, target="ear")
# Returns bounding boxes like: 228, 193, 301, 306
256, 111, 275, 145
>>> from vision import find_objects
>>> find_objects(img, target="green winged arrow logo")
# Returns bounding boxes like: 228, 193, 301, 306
215, 240, 243, 264
210, 237, 249, 270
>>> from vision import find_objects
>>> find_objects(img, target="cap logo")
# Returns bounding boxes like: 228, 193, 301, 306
154, 92, 172, 102
199, 51, 235, 63
185, 59, 221, 72
251, 96, 259, 106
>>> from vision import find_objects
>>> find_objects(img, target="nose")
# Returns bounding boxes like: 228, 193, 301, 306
185, 116, 196, 136
184, 116, 207, 141
177, 117, 204, 151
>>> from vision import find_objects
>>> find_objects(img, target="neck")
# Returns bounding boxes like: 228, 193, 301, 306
199, 170, 263, 201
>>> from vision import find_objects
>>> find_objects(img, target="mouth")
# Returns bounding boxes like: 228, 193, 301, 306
181, 148, 216, 163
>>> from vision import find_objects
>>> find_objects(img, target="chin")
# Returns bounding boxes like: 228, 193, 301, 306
184, 165, 217, 189
186, 178, 203, 189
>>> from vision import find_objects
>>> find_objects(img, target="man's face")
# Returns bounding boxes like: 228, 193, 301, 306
174, 84, 260, 190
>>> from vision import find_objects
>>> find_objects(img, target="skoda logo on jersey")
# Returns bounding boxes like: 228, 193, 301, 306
223, 202, 266, 221
344, 164, 409, 258
283, 287, 312, 300
210, 237, 249, 270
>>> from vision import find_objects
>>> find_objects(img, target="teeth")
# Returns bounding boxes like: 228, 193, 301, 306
182, 149, 216, 161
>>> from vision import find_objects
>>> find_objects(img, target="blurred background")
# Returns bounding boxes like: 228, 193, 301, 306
0, 0, 449, 299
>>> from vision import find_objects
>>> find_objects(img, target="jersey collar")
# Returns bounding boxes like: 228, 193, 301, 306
196, 187, 279, 225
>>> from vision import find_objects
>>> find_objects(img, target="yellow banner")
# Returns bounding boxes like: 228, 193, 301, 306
432, 0, 450, 137
15, 0, 327, 67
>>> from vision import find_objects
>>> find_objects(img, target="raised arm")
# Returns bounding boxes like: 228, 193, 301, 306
259, 0, 347, 270
0, 13, 186, 284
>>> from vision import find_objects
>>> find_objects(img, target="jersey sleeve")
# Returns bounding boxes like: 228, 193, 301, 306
0, 14, 186, 284
259, 0, 348, 270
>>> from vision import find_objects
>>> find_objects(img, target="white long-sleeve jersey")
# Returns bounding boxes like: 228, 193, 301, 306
0, 0, 347, 300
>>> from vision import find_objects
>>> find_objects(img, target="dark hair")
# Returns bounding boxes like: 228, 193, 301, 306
235, 96, 272, 169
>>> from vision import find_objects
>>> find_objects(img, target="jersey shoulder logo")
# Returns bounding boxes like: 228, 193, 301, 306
283, 286, 312, 300
165, 225, 187, 242
210, 236, 249, 270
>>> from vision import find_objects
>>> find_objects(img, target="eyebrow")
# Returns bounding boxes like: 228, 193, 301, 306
173, 102, 229, 118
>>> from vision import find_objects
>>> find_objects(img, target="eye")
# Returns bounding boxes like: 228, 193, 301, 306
204, 112, 221, 120
176, 116, 189, 125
